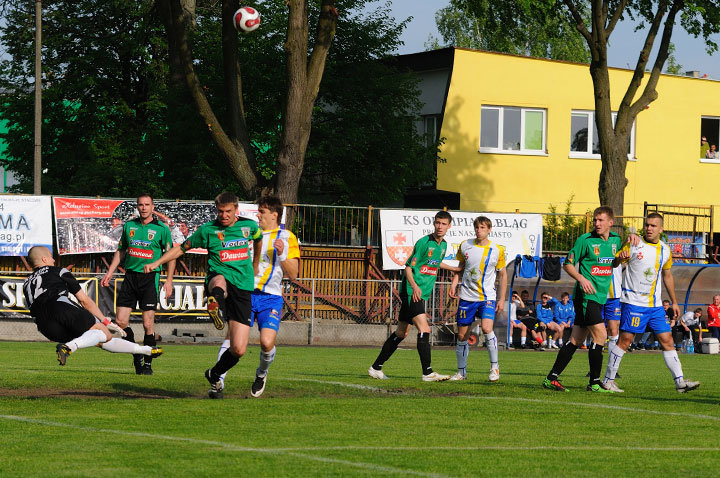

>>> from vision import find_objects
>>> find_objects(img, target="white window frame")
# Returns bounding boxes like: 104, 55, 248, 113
569, 110, 636, 161
700, 115, 720, 164
479, 105, 547, 156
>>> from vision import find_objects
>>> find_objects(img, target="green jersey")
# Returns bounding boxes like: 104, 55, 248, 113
402, 234, 447, 300
182, 218, 262, 291
118, 218, 173, 273
566, 231, 622, 305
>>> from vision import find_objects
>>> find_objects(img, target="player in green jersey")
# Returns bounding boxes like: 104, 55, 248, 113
145, 192, 262, 398
101, 194, 175, 375
369, 211, 459, 382
544, 206, 628, 392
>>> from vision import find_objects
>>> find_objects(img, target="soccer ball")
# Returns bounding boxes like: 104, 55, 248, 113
233, 6, 261, 33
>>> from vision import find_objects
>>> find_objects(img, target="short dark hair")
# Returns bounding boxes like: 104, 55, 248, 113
435, 210, 452, 223
694, 308, 703, 314
215, 191, 238, 207
594, 206, 614, 220
137, 193, 153, 204
473, 215, 492, 229
256, 195, 284, 218
662, 299, 670, 305
561, 292, 570, 299
541, 292, 550, 298
647, 212, 664, 225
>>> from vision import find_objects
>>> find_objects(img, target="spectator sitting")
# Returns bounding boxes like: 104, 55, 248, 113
707, 144, 718, 159
674, 308, 703, 350
516, 290, 544, 349
508, 290, 528, 348
701, 136, 710, 158
536, 292, 564, 349
707, 294, 720, 339
553, 292, 575, 346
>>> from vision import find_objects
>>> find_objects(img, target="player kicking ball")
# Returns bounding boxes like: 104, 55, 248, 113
448, 216, 507, 382
145, 192, 262, 399
602, 213, 700, 393
215, 196, 300, 397
368, 211, 459, 382
23, 247, 163, 366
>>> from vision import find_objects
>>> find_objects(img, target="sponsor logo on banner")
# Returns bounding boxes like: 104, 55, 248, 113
128, 247, 153, 259
590, 265, 612, 276
419, 265, 438, 276
148, 230, 156, 240
220, 249, 249, 262
385, 230, 414, 266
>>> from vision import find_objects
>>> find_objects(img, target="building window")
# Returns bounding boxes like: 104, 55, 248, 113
569, 110, 635, 160
700, 117, 720, 162
479, 106, 546, 155
423, 115, 440, 148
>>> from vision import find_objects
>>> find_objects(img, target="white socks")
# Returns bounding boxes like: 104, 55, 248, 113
101, 338, 151, 355
604, 347, 626, 382
456, 340, 469, 377
257, 346, 276, 378
66, 329, 106, 352
217, 339, 231, 386
485, 332, 498, 369
663, 350, 685, 386
607, 335, 619, 356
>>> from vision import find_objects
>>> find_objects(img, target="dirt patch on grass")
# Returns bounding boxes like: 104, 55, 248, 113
0, 387, 198, 400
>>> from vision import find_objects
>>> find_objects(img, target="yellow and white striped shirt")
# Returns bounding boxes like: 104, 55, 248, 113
455, 239, 506, 302
254, 228, 300, 296
618, 239, 673, 307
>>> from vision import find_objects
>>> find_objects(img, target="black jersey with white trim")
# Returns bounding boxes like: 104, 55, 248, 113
23, 266, 82, 312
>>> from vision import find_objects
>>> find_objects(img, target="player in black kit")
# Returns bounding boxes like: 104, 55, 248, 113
23, 246, 163, 366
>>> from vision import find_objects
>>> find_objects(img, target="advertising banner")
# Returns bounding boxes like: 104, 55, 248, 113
53, 197, 268, 255
0, 195, 53, 256
379, 209, 543, 270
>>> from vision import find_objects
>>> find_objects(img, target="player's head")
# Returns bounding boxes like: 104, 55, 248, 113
561, 291, 570, 303
644, 212, 664, 243
433, 211, 452, 238
473, 216, 492, 241
215, 192, 239, 227
540, 292, 550, 302
593, 206, 614, 236
694, 307, 703, 317
27, 246, 54, 268
137, 193, 154, 220
256, 195, 283, 230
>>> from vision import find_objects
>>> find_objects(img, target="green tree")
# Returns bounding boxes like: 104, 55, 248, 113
428, 0, 590, 62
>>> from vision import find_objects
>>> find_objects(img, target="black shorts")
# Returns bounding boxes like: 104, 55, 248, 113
206, 273, 252, 326
520, 317, 540, 331
34, 298, 97, 343
117, 270, 159, 311
573, 298, 604, 327
398, 293, 426, 324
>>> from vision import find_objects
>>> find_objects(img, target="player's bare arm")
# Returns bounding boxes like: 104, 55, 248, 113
439, 262, 462, 273
100, 249, 125, 287
253, 237, 262, 276
143, 244, 185, 273
273, 238, 300, 280
662, 268, 680, 318
449, 270, 460, 298
495, 267, 507, 313
563, 262, 596, 294
405, 266, 422, 302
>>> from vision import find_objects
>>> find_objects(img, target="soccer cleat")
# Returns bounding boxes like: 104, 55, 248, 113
133, 354, 144, 375
250, 374, 267, 398
676, 380, 700, 393
56, 343, 71, 366
422, 372, 450, 382
206, 296, 225, 330
543, 378, 568, 392
150, 347, 163, 358
448, 372, 466, 381
586, 383, 614, 393
205, 369, 224, 399
140, 364, 153, 376
602, 380, 624, 393
368, 366, 388, 380
489, 368, 500, 382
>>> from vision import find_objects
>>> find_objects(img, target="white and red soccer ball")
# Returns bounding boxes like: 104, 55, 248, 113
233, 6, 261, 33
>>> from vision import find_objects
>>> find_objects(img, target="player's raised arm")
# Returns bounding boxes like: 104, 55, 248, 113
144, 244, 185, 273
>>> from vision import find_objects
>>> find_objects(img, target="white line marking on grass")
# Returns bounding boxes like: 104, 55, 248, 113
0, 415, 447, 478
284, 378, 386, 392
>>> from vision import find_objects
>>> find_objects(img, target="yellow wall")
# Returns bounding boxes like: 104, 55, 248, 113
437, 48, 720, 219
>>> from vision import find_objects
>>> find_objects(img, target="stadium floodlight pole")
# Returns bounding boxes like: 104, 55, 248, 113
33, 0, 42, 195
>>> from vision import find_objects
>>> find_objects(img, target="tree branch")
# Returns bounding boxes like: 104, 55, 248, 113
563, 0, 593, 44
605, 0, 629, 36
306, 0, 338, 101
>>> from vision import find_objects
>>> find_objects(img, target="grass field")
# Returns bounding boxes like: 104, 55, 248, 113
1, 341, 719, 477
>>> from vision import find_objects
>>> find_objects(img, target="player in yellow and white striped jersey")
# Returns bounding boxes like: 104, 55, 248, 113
602, 213, 699, 393
217, 196, 300, 398
449, 216, 507, 382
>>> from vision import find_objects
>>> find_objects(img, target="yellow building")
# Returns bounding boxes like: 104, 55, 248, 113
402, 47, 720, 218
